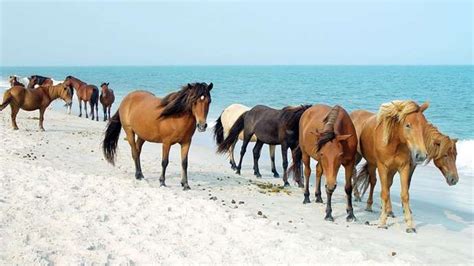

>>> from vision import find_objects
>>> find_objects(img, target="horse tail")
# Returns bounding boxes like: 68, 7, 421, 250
213, 115, 224, 145
217, 111, 247, 154
288, 145, 303, 183
353, 162, 370, 198
102, 110, 122, 165
91, 87, 99, 107
0, 90, 13, 111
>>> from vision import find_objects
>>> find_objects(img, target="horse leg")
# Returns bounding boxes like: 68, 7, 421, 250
281, 143, 290, 186
10, 104, 20, 130
236, 133, 252, 175
103, 105, 107, 121
344, 162, 356, 222
229, 140, 237, 170
84, 101, 88, 119
376, 165, 394, 229
302, 151, 311, 204
108, 106, 112, 121
38, 107, 46, 131
134, 137, 145, 180
95, 102, 99, 121
78, 99, 82, 117
386, 173, 395, 218
315, 162, 323, 203
269, 145, 279, 177
252, 140, 264, 178
365, 164, 377, 212
400, 165, 416, 233
324, 181, 335, 222
353, 153, 363, 201
180, 141, 191, 190
125, 130, 143, 180
160, 143, 171, 187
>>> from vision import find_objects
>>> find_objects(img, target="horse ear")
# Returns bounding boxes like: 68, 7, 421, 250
208, 82, 213, 91
336, 134, 351, 142
107, 82, 109, 86
420, 102, 429, 113
187, 83, 192, 89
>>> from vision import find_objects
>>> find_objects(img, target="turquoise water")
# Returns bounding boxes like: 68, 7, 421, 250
1, 65, 473, 139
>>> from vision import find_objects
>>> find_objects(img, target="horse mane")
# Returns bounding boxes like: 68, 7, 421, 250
376, 100, 420, 145
280, 104, 312, 129
158, 83, 211, 118
424, 123, 456, 161
316, 105, 341, 151
31, 75, 50, 85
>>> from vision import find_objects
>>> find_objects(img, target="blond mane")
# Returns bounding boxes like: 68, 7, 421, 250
424, 123, 456, 161
376, 100, 420, 144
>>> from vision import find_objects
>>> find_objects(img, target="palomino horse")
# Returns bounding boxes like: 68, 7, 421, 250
352, 100, 429, 233
102, 82, 213, 190
9, 76, 25, 87
100, 82, 115, 121
0, 83, 73, 130
214, 103, 279, 176
289, 105, 358, 222
217, 104, 311, 186
353, 112, 459, 214
64, 75, 99, 120
27, 75, 53, 88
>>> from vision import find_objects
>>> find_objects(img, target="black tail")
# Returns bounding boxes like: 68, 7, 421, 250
217, 111, 247, 154
102, 111, 122, 165
90, 87, 99, 108
288, 145, 303, 183
353, 162, 370, 198
213, 115, 224, 145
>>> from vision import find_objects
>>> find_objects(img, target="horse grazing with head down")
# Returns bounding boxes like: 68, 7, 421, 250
100, 82, 115, 121
102, 82, 213, 190
217, 104, 311, 186
9, 76, 25, 87
351, 100, 429, 233
0, 83, 73, 131
27, 75, 53, 88
289, 104, 358, 222
64, 75, 99, 120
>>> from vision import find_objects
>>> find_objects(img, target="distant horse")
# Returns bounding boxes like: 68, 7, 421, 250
217, 104, 311, 186
213, 103, 279, 177
289, 105, 358, 222
0, 83, 73, 131
64, 75, 99, 120
102, 82, 213, 190
27, 75, 53, 88
9, 76, 25, 87
352, 100, 429, 233
100, 82, 115, 121
353, 112, 459, 213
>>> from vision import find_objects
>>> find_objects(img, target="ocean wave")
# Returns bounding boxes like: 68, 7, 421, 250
0, 75, 62, 88
456, 139, 474, 176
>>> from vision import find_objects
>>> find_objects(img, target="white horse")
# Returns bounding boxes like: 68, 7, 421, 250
214, 103, 279, 177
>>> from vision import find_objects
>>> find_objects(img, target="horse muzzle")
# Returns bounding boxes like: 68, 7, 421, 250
412, 150, 427, 164
446, 174, 459, 186
197, 123, 207, 132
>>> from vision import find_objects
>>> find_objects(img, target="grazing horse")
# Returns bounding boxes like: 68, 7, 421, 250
351, 100, 429, 233
27, 75, 53, 88
0, 83, 73, 130
217, 104, 311, 186
64, 76, 99, 120
9, 76, 25, 87
100, 82, 115, 121
213, 103, 279, 177
289, 105, 358, 222
102, 82, 213, 190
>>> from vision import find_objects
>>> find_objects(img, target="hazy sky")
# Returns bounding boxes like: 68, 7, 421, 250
0, 0, 472, 66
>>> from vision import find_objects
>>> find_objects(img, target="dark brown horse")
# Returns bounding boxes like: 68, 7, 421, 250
102, 82, 213, 190
217, 104, 311, 186
100, 82, 115, 121
290, 105, 358, 222
9, 76, 25, 87
27, 75, 53, 88
0, 84, 73, 130
64, 76, 99, 120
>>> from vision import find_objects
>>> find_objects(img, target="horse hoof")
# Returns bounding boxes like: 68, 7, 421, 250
39, 128, 45, 132
78, 114, 82, 117
160, 181, 166, 187
273, 172, 280, 178
303, 197, 310, 204
135, 173, 144, 180
388, 211, 395, 218
346, 214, 357, 222
283, 182, 290, 187
365, 207, 373, 212
324, 215, 334, 222
298, 182, 304, 188
406, 228, 417, 233
254, 173, 262, 178
315, 197, 323, 203
378, 224, 388, 229
354, 196, 362, 202
13, 127, 19, 130
235, 170, 241, 175
182, 184, 191, 191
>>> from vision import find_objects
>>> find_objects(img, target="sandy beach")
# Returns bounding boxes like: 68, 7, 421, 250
0, 106, 472, 264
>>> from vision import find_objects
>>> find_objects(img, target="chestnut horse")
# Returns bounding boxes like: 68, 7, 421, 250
289, 105, 358, 222
102, 82, 213, 190
100, 82, 115, 121
0, 83, 73, 130
352, 100, 429, 233
9, 76, 25, 87
27, 75, 53, 88
217, 104, 311, 186
64, 75, 99, 120
213, 103, 278, 176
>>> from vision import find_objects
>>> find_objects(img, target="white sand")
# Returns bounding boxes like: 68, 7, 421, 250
0, 108, 473, 264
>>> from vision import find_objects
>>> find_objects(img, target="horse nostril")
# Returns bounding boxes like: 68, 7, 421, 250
204, 123, 208, 129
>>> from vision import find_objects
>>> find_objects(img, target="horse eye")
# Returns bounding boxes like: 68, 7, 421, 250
405, 123, 411, 129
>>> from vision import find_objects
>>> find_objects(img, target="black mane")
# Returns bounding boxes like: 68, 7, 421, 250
158, 82, 212, 118
31, 75, 50, 85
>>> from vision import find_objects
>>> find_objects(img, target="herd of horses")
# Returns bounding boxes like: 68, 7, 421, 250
1, 77, 459, 233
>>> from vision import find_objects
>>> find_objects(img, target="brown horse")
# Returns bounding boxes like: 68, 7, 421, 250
27, 75, 53, 88
351, 100, 429, 233
64, 75, 99, 120
0, 83, 73, 130
290, 105, 358, 222
102, 82, 213, 190
100, 82, 115, 121
9, 76, 25, 87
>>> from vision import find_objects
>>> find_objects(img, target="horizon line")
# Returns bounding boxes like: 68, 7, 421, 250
1, 64, 473, 68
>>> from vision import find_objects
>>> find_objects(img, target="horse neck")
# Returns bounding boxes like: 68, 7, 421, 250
44, 85, 61, 101
70, 77, 85, 89
101, 87, 109, 97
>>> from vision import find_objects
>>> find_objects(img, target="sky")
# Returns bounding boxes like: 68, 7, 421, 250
0, 0, 472, 66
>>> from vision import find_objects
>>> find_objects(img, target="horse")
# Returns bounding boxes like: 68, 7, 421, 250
288, 105, 358, 222
27, 75, 53, 88
64, 76, 99, 120
353, 113, 459, 213
213, 103, 279, 177
217, 104, 311, 186
0, 83, 73, 131
100, 82, 115, 121
9, 76, 25, 87
351, 100, 429, 233
102, 82, 213, 190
